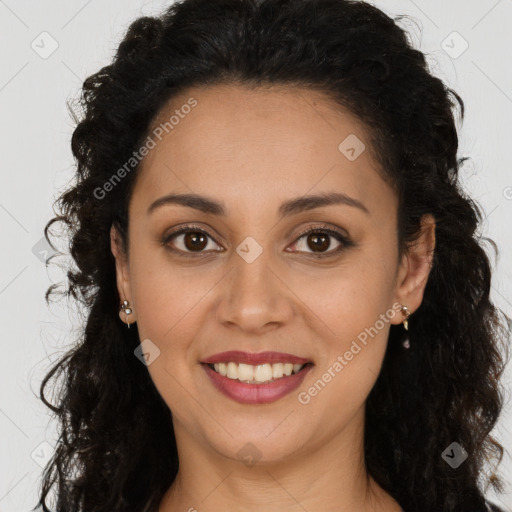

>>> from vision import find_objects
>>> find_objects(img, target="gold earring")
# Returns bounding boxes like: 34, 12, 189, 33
400, 305, 411, 349
401, 305, 411, 330
120, 299, 133, 329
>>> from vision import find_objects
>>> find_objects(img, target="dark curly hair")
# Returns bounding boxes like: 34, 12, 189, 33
35, 0, 511, 511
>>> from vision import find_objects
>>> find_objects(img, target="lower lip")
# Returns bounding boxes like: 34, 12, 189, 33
201, 363, 313, 404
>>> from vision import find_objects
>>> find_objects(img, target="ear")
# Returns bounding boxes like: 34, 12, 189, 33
391, 213, 436, 326
110, 224, 136, 326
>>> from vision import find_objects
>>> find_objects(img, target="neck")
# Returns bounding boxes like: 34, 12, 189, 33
158, 406, 402, 512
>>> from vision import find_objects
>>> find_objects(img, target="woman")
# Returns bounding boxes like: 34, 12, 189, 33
36, 0, 510, 511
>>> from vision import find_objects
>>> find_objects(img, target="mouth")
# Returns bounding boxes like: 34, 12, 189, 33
200, 351, 314, 386
200, 355, 314, 404
203, 361, 314, 385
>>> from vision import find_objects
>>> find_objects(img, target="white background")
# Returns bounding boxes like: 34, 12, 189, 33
0, 1, 510, 510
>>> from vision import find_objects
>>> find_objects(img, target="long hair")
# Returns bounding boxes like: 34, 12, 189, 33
36, 1, 510, 510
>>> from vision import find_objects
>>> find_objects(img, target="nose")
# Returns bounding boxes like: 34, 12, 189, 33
215, 249, 295, 335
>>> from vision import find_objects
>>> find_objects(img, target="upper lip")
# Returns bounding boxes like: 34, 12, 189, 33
202, 350, 312, 365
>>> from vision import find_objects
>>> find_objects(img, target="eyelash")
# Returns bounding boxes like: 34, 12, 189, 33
161, 223, 354, 259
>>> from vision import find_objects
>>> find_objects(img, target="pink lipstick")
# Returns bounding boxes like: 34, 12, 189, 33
201, 350, 313, 404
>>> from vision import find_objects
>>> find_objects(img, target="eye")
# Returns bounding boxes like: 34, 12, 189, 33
287, 225, 353, 257
162, 224, 222, 256
161, 223, 354, 258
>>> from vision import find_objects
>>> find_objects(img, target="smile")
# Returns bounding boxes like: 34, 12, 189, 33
208, 361, 309, 384
200, 351, 314, 404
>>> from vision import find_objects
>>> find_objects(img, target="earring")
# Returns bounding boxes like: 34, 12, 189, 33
400, 305, 411, 349
120, 299, 133, 329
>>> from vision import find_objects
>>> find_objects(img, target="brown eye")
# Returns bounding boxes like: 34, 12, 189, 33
162, 224, 354, 258
288, 227, 353, 257
304, 232, 331, 252
182, 231, 208, 251
163, 226, 222, 255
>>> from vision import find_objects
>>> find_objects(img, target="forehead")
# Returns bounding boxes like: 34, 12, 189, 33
131, 83, 395, 218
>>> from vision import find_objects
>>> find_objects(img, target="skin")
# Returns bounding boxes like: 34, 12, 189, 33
110, 83, 436, 512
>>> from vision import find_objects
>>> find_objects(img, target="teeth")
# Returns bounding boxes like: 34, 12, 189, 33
211, 362, 306, 383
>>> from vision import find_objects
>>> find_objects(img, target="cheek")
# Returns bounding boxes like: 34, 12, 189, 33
127, 250, 206, 416
127, 250, 221, 411
297, 281, 393, 416
292, 248, 395, 394
128, 245, 218, 341
287, 247, 395, 338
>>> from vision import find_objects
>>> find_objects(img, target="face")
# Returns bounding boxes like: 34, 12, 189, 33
111, 83, 435, 466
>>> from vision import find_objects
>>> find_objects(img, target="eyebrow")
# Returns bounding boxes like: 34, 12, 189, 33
147, 191, 370, 218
